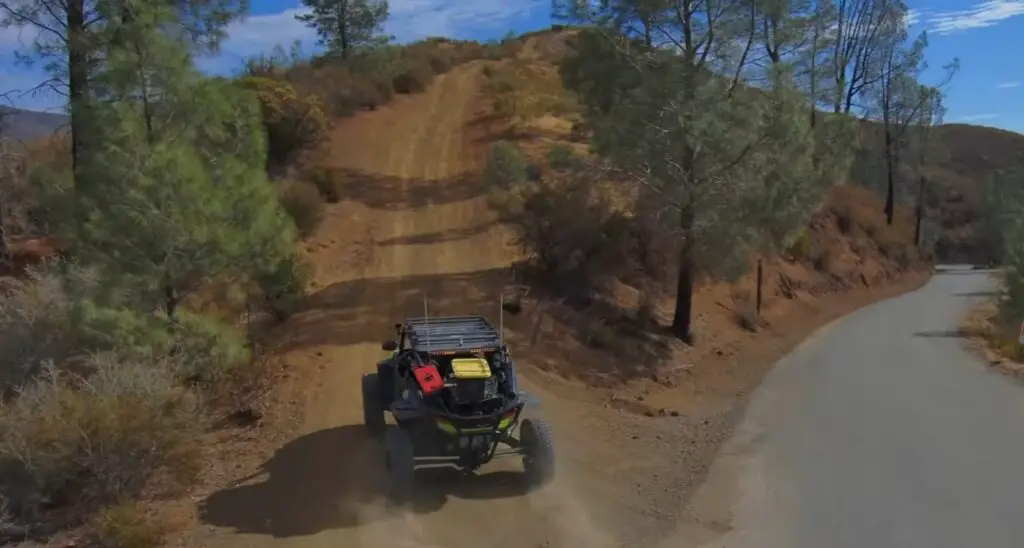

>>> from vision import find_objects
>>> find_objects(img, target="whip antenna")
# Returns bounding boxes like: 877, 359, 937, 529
423, 294, 430, 350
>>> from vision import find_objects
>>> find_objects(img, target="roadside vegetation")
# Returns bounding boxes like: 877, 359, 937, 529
483, 0, 951, 342
962, 169, 1024, 362
0, 0, 1006, 543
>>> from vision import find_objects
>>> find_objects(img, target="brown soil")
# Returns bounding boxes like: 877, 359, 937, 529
172, 60, 931, 548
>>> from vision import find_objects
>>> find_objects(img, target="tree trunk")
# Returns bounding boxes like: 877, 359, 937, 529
914, 173, 926, 246
67, 0, 89, 190
0, 216, 9, 268
165, 284, 180, 320
883, 126, 895, 225
671, 203, 696, 344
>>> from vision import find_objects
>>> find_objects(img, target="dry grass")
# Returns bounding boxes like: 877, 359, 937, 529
959, 299, 1024, 380
482, 56, 579, 126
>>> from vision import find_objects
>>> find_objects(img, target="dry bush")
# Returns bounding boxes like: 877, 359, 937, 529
482, 58, 578, 120
285, 64, 381, 117
237, 77, 328, 172
0, 266, 79, 389
0, 356, 203, 534
489, 169, 664, 304
729, 287, 761, 332
0, 137, 71, 239
270, 39, 487, 127
88, 502, 167, 548
308, 165, 344, 202
278, 180, 324, 239
809, 240, 835, 273
392, 62, 435, 94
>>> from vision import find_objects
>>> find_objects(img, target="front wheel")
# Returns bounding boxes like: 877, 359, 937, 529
362, 373, 386, 439
520, 418, 555, 487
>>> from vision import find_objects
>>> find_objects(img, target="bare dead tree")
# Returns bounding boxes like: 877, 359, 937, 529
913, 88, 943, 246
872, 10, 956, 225
830, 0, 891, 114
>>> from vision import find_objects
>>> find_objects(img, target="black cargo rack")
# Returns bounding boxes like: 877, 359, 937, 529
404, 315, 503, 353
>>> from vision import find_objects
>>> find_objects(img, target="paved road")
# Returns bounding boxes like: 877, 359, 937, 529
687, 266, 1024, 548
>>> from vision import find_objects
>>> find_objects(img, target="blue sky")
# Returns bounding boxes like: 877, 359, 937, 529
1, 0, 1020, 133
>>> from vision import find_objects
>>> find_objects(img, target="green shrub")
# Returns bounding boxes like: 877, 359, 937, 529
70, 300, 174, 357
279, 180, 324, 238
546, 145, 579, 170
485, 141, 527, 189
255, 253, 311, 322
167, 312, 249, 383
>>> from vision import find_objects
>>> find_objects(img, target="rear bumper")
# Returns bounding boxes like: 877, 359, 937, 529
429, 401, 524, 438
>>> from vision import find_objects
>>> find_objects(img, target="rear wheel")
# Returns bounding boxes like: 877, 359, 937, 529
361, 373, 386, 440
385, 427, 416, 504
520, 418, 555, 487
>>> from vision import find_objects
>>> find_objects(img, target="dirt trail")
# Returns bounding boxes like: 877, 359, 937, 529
192, 63, 641, 548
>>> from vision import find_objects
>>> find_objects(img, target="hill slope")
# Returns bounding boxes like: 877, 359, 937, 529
928, 123, 1024, 262
0, 106, 68, 141
512, 28, 1024, 264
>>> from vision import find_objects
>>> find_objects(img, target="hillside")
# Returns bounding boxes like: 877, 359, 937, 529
177, 30, 933, 548
512, 28, 1024, 265
928, 124, 1024, 262
0, 106, 68, 141
0, 25, 1015, 548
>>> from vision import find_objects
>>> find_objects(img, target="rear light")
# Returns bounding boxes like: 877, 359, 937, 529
498, 408, 517, 431
435, 419, 457, 435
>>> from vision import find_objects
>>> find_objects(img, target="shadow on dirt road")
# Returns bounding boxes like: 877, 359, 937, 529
340, 169, 484, 210
198, 425, 531, 538
269, 268, 514, 356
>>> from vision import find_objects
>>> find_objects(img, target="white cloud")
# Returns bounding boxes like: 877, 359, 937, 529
214, 0, 547, 64
957, 113, 1000, 121
905, 8, 923, 27
928, 0, 1024, 34
997, 81, 1021, 88
386, 0, 546, 39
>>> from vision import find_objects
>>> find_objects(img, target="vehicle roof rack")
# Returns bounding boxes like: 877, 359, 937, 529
404, 315, 503, 354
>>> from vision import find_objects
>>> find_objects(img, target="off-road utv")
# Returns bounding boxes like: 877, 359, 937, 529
361, 315, 555, 503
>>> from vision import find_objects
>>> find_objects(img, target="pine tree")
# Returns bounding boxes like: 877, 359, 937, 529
295, 0, 390, 60
73, 2, 295, 319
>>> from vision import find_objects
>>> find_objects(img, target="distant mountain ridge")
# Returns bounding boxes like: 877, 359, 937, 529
0, 106, 69, 141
